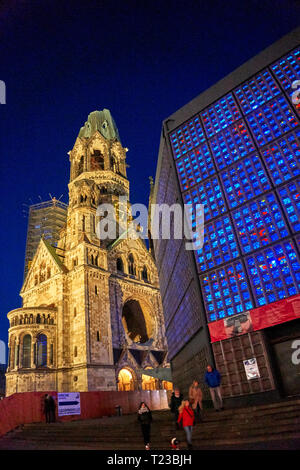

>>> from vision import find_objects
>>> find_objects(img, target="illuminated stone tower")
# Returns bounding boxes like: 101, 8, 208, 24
6, 110, 169, 395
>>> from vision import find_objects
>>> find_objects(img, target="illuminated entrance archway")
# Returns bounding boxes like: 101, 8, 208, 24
162, 380, 173, 391
142, 368, 158, 391
118, 368, 134, 391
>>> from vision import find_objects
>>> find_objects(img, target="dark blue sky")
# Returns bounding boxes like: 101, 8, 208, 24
0, 0, 299, 357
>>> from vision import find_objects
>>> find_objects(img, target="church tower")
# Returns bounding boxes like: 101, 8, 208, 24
6, 110, 170, 395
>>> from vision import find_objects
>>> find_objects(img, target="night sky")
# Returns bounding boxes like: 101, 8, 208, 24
0, 0, 299, 359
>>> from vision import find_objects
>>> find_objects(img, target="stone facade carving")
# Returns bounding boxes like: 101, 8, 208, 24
6, 110, 169, 396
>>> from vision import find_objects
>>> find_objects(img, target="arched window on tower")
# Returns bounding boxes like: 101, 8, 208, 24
36, 334, 47, 367
9, 338, 15, 369
14, 341, 19, 368
128, 254, 136, 276
78, 156, 84, 176
110, 156, 118, 173
116, 258, 124, 273
142, 266, 148, 282
22, 335, 31, 368
91, 150, 104, 171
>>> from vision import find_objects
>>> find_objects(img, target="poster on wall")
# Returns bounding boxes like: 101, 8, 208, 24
58, 392, 81, 417
243, 358, 260, 380
208, 293, 300, 342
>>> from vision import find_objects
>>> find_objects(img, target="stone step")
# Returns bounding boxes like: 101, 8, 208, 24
3, 430, 300, 450
201, 404, 300, 421
192, 422, 300, 438
2, 399, 300, 449
9, 420, 300, 445
16, 413, 300, 440
22, 404, 300, 430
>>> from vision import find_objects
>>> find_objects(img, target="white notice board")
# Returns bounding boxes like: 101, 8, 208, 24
243, 358, 260, 380
58, 392, 81, 417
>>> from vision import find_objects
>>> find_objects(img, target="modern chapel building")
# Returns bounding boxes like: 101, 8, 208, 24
153, 27, 300, 404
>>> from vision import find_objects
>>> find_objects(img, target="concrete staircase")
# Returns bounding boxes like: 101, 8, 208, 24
0, 398, 300, 450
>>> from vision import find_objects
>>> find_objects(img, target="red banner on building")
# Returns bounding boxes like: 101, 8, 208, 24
208, 294, 300, 343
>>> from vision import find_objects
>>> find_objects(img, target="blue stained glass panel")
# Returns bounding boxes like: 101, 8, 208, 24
246, 95, 298, 147
183, 176, 227, 223
234, 69, 280, 114
221, 153, 271, 208
232, 193, 289, 254
201, 261, 253, 322
175, 143, 215, 190
277, 180, 300, 233
201, 93, 241, 138
167, 48, 300, 330
271, 47, 300, 116
261, 129, 300, 185
195, 215, 239, 272
170, 116, 206, 160
246, 241, 300, 306
210, 120, 255, 170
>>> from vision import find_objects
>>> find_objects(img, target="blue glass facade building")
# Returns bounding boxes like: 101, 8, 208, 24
154, 29, 300, 401
170, 47, 300, 323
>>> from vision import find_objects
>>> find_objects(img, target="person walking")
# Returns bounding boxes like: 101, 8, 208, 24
177, 399, 195, 450
44, 394, 56, 423
43, 394, 52, 424
137, 402, 152, 450
188, 380, 203, 422
48, 395, 56, 423
169, 388, 183, 429
205, 364, 223, 411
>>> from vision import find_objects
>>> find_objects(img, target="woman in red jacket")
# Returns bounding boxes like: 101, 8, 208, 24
177, 399, 195, 449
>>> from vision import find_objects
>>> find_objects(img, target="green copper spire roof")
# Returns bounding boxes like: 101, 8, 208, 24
78, 109, 121, 142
